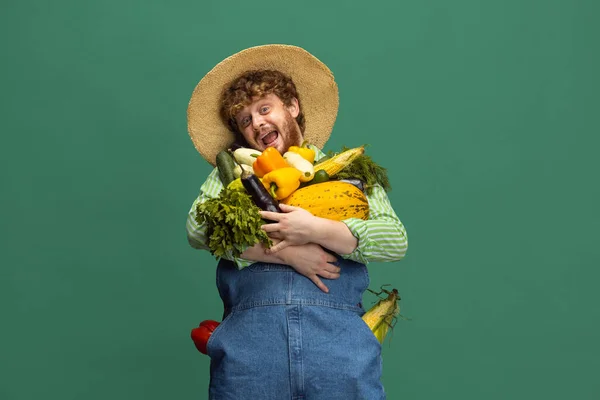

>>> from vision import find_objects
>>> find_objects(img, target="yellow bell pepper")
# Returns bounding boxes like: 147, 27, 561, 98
288, 141, 316, 164
252, 147, 289, 178
262, 167, 302, 200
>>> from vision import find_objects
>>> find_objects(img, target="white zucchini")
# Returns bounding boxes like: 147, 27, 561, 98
283, 152, 315, 182
233, 163, 254, 179
233, 148, 261, 166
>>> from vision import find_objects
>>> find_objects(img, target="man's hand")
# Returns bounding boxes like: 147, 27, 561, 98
240, 239, 340, 293
277, 242, 340, 293
260, 204, 359, 256
260, 204, 317, 253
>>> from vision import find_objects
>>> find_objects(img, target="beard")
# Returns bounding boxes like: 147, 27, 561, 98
276, 112, 303, 153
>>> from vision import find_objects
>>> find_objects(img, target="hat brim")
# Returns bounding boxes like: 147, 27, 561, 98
187, 44, 339, 166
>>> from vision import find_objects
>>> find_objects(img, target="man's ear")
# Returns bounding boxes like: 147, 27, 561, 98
287, 97, 300, 118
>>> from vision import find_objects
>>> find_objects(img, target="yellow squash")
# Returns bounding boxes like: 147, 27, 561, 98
281, 181, 369, 221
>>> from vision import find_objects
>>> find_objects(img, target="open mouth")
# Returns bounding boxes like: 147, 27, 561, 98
260, 130, 279, 146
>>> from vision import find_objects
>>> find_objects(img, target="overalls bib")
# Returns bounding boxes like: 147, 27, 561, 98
206, 258, 386, 400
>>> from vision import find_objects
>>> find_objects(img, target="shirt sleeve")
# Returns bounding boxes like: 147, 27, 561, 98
340, 184, 408, 264
185, 168, 254, 269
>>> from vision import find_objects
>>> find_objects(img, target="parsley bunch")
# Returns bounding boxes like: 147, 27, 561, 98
195, 188, 272, 258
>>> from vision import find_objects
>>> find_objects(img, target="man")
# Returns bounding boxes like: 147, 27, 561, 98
186, 45, 407, 399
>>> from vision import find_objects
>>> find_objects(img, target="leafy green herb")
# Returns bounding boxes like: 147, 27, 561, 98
195, 188, 272, 258
326, 145, 391, 194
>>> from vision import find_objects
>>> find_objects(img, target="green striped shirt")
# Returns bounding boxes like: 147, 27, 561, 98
186, 146, 408, 268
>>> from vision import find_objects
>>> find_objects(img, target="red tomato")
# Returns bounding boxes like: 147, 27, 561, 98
190, 320, 220, 355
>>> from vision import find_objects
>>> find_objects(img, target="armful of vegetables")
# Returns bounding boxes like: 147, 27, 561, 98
195, 187, 272, 259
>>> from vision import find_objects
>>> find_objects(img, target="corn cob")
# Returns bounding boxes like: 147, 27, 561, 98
313, 146, 365, 177
362, 287, 400, 344
372, 314, 394, 343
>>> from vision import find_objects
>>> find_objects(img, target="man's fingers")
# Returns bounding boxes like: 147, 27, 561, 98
268, 232, 284, 240
319, 270, 341, 280
324, 264, 341, 275
279, 203, 302, 212
261, 223, 281, 233
319, 264, 341, 278
259, 211, 281, 221
310, 275, 329, 293
266, 240, 290, 254
325, 253, 338, 264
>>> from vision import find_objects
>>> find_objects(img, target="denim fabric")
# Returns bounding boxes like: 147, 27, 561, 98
206, 258, 385, 400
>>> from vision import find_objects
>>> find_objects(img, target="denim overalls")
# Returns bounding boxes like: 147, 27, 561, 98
206, 257, 386, 400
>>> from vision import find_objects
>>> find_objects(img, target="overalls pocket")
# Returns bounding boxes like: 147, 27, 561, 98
205, 310, 235, 359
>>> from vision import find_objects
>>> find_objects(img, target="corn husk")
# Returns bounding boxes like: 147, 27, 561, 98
362, 288, 400, 344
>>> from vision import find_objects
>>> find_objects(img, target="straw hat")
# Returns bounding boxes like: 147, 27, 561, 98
187, 44, 339, 166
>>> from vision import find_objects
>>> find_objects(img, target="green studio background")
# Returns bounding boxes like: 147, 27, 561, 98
2, 0, 599, 399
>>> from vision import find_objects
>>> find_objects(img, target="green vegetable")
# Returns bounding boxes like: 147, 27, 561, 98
300, 169, 329, 188
227, 178, 245, 191
195, 188, 272, 258
324, 146, 391, 195
311, 169, 330, 184
216, 150, 236, 186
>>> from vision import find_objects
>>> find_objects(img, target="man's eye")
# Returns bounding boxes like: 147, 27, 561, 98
260, 106, 270, 113
241, 117, 251, 126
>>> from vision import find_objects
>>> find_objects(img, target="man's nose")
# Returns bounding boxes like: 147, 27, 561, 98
252, 113, 265, 131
